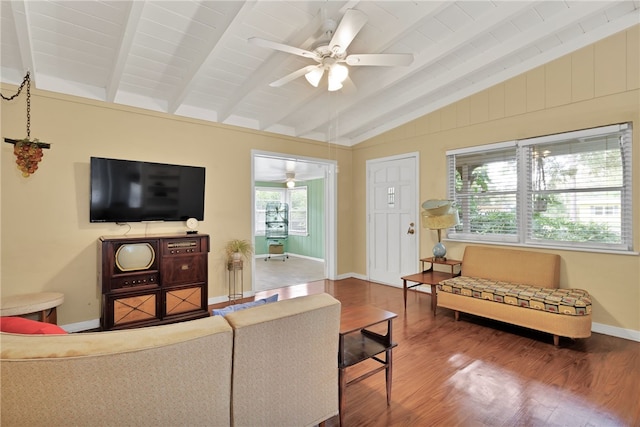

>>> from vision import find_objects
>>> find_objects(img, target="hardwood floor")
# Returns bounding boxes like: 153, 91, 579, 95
213, 278, 640, 427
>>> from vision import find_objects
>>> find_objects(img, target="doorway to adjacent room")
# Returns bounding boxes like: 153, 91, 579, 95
252, 150, 337, 292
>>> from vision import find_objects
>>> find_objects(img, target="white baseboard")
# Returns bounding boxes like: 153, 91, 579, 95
254, 253, 324, 263
340, 273, 640, 343
592, 322, 640, 342
62, 318, 100, 333
61, 275, 640, 343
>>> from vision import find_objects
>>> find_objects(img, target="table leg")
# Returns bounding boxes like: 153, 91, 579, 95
430, 284, 437, 316
338, 367, 346, 426
403, 279, 408, 310
40, 307, 57, 324
385, 347, 393, 406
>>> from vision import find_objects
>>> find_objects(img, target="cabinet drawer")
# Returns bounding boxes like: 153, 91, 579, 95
161, 254, 207, 285
103, 290, 161, 329
164, 284, 206, 317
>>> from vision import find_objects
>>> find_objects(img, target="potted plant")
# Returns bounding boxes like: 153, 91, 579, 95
224, 239, 253, 262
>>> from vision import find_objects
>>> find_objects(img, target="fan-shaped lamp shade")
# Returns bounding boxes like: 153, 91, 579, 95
330, 63, 349, 83
327, 63, 348, 91
305, 67, 324, 87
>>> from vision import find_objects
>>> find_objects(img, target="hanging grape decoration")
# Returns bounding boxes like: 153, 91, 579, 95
13, 138, 44, 177
2, 71, 51, 178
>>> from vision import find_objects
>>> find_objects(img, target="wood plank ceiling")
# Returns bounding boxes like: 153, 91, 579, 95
2, 1, 639, 148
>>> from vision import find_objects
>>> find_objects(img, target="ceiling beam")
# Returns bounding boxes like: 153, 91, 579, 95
349, 8, 640, 145
259, 1, 450, 138
294, 0, 536, 140
166, 1, 250, 114
216, 2, 348, 126
333, 1, 621, 143
9, 1, 36, 85
106, 1, 145, 102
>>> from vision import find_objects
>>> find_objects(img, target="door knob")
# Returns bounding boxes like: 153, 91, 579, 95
407, 222, 415, 234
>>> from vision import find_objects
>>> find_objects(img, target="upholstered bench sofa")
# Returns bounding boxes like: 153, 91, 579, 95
437, 246, 592, 346
0, 293, 341, 427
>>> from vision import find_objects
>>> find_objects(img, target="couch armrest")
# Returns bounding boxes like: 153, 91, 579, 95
225, 293, 341, 427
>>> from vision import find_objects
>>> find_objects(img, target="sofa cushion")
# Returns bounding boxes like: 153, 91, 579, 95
0, 317, 67, 334
439, 276, 591, 315
211, 294, 278, 316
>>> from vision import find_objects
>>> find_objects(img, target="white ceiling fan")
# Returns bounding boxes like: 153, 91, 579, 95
249, 9, 413, 92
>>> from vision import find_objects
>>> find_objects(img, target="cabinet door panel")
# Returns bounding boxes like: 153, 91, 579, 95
164, 285, 205, 317
161, 254, 207, 285
106, 291, 160, 329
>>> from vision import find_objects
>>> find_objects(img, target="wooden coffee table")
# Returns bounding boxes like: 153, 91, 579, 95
338, 305, 397, 426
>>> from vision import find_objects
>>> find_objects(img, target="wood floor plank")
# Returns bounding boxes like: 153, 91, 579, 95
212, 278, 640, 426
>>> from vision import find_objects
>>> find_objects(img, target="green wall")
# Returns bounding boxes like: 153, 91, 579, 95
254, 179, 325, 259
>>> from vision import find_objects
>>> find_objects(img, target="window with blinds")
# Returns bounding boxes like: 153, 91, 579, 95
447, 123, 633, 252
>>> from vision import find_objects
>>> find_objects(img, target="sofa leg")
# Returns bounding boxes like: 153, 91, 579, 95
454, 311, 460, 321
553, 335, 560, 346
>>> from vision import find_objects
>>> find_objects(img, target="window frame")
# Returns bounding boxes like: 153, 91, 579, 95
255, 186, 308, 236
446, 123, 633, 253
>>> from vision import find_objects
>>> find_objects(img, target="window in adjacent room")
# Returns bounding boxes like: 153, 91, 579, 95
447, 123, 633, 253
255, 186, 308, 236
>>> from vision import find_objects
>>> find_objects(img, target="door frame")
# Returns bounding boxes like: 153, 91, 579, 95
251, 150, 338, 291
366, 152, 420, 286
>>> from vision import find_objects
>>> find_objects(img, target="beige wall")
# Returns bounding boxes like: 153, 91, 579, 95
352, 27, 640, 334
1, 26, 638, 336
1, 91, 352, 326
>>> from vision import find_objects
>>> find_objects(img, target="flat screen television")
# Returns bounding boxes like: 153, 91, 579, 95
90, 157, 205, 223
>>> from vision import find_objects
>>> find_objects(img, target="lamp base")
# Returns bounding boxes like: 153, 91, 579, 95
432, 242, 447, 259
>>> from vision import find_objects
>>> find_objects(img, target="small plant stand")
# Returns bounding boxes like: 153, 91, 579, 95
227, 260, 244, 303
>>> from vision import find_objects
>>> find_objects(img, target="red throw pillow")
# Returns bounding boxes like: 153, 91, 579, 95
0, 316, 67, 334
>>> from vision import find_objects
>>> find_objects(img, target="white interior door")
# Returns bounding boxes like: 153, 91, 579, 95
367, 154, 419, 286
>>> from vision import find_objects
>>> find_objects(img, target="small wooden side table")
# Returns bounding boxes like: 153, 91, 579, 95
0, 292, 64, 324
338, 305, 397, 427
401, 257, 461, 315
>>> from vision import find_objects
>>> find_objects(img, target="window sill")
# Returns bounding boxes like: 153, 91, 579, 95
446, 238, 638, 257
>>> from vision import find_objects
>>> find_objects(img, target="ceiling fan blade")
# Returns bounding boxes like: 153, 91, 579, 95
330, 9, 367, 55
345, 53, 414, 67
249, 37, 319, 60
269, 65, 320, 87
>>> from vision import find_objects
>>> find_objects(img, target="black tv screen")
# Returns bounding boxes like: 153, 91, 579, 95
90, 157, 205, 223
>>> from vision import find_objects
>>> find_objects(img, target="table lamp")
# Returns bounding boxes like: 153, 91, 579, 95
421, 200, 460, 260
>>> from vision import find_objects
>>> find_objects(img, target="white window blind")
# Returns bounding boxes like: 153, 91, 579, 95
447, 123, 633, 252
447, 142, 519, 243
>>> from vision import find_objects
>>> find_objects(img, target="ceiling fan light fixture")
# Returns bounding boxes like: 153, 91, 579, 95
304, 67, 324, 87
327, 63, 348, 91
327, 78, 343, 92
330, 63, 349, 83
286, 180, 295, 188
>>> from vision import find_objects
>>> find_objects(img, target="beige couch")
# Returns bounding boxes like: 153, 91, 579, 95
437, 246, 592, 346
0, 293, 341, 427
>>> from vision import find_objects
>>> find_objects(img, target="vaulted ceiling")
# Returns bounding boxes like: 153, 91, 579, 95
2, 1, 638, 147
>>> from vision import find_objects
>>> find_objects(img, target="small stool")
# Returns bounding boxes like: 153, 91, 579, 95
0, 292, 64, 324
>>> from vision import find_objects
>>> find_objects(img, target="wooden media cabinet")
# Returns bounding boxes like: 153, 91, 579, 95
99, 234, 210, 330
